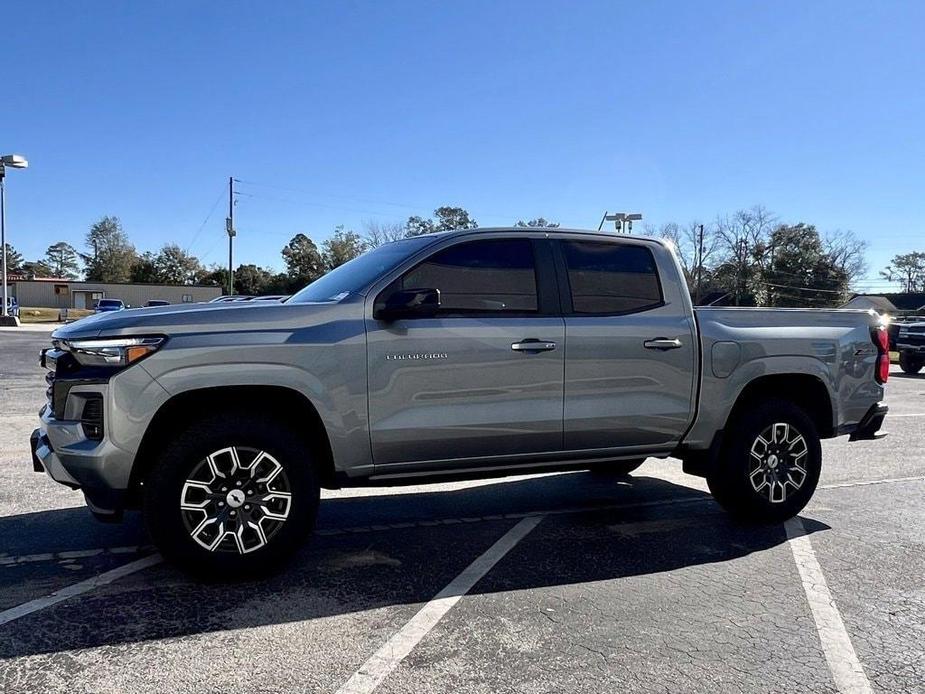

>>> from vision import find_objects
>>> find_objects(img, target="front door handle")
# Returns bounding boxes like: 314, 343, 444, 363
512, 339, 557, 353
644, 337, 683, 350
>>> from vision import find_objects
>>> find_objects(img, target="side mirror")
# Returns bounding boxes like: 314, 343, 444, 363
375, 288, 440, 321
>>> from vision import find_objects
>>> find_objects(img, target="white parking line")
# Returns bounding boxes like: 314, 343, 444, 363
335, 516, 543, 694
819, 475, 925, 490
0, 554, 162, 627
785, 518, 872, 694
0, 545, 151, 566
0, 472, 919, 632
887, 413, 925, 417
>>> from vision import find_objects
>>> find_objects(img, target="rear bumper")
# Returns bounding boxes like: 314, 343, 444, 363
848, 402, 889, 442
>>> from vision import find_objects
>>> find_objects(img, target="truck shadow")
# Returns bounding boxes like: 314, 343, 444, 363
0, 472, 829, 659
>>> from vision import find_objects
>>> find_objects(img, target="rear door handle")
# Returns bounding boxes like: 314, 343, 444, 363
512, 339, 557, 353
644, 337, 683, 350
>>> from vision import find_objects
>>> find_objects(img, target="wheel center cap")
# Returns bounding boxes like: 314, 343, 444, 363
226, 489, 245, 508
767, 454, 779, 469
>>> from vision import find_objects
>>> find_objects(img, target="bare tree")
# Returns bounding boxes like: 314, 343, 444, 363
715, 206, 777, 261
362, 220, 406, 248
823, 229, 868, 288
652, 221, 719, 301
714, 206, 778, 305
647, 207, 872, 308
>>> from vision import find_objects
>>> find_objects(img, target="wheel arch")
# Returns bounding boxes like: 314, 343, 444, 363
726, 373, 835, 440
128, 385, 337, 505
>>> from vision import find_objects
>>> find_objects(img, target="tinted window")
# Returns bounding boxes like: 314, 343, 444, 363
561, 241, 662, 314
400, 239, 538, 314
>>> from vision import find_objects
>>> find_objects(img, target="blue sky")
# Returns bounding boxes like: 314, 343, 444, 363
4, 1, 923, 289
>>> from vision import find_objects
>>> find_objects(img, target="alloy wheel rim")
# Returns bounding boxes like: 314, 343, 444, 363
748, 422, 808, 503
180, 446, 292, 554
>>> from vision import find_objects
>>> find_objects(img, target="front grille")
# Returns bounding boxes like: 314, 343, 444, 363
45, 370, 55, 412
80, 395, 104, 440
40, 342, 111, 420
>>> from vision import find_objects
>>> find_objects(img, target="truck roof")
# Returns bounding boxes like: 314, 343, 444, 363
414, 226, 665, 245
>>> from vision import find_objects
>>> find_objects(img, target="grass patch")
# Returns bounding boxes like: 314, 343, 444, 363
19, 307, 94, 323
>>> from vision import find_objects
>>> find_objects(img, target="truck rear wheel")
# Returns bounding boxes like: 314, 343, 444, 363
899, 352, 923, 374
707, 398, 821, 524
143, 413, 319, 579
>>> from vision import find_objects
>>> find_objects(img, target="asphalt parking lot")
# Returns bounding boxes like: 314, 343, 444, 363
0, 328, 923, 693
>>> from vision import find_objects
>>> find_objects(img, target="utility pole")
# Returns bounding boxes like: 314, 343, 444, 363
734, 238, 747, 306
733, 239, 740, 307
696, 223, 704, 305
226, 176, 236, 296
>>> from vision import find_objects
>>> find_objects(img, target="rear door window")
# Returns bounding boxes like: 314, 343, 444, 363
559, 240, 663, 314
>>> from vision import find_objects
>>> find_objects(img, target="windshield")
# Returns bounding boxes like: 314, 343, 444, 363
288, 237, 435, 303
99, 300, 121, 307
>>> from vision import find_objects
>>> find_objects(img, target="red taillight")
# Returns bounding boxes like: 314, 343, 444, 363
873, 327, 889, 384
875, 327, 889, 353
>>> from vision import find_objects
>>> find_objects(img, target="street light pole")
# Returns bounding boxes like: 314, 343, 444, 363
597, 212, 642, 234
0, 155, 29, 319
1, 173, 7, 317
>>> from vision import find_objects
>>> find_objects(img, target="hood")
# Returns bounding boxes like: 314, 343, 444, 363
53, 299, 362, 340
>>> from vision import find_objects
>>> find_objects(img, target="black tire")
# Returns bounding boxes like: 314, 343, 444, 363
588, 458, 646, 476
144, 413, 319, 579
899, 352, 923, 374
707, 398, 821, 524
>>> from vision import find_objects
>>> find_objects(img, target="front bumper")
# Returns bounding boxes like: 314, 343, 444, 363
30, 427, 80, 487
31, 405, 129, 519
896, 342, 925, 354
848, 402, 889, 442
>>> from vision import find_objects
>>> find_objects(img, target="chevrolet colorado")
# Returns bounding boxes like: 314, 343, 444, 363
31, 228, 889, 576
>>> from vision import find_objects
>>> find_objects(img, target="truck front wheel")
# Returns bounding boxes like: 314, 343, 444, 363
899, 352, 923, 374
143, 413, 319, 579
707, 399, 821, 524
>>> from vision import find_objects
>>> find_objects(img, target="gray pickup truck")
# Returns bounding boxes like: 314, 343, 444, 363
31, 228, 889, 576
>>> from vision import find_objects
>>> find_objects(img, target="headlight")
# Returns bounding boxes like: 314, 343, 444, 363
62, 336, 166, 367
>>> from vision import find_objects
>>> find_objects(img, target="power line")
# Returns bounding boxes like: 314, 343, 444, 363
760, 282, 846, 294
231, 189, 414, 219
234, 179, 431, 214
234, 179, 526, 225
185, 187, 227, 254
